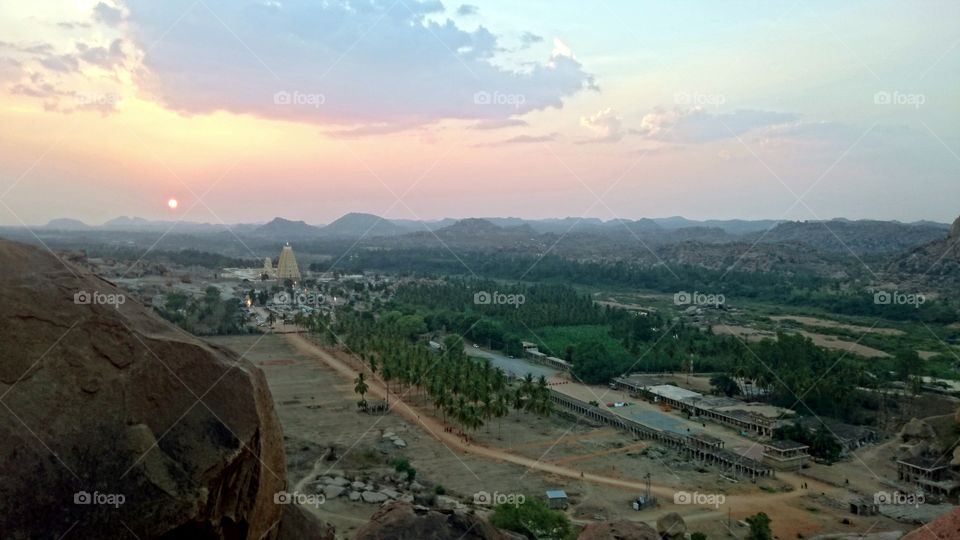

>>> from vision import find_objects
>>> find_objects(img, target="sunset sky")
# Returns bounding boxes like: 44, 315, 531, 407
0, 1, 957, 226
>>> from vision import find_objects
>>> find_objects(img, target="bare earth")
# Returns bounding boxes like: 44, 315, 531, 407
210, 333, 913, 539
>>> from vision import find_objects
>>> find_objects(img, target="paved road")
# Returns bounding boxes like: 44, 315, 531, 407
465, 346, 561, 380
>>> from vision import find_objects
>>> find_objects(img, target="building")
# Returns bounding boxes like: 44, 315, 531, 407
762, 440, 810, 471
545, 490, 568, 509
262, 257, 274, 278
611, 375, 792, 437
896, 457, 960, 497
276, 243, 301, 282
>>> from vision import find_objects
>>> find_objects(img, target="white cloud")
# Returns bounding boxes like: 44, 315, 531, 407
579, 108, 624, 143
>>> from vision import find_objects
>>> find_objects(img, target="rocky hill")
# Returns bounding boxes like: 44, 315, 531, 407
886, 215, 960, 290
748, 219, 950, 254
0, 239, 331, 538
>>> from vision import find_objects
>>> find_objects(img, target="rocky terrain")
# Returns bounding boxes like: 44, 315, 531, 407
0, 238, 330, 538
887, 215, 960, 291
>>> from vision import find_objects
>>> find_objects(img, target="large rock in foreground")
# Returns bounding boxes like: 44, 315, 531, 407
0, 239, 286, 538
354, 502, 524, 540
577, 519, 658, 539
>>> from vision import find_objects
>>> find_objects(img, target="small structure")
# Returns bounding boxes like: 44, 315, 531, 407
762, 440, 810, 471
896, 457, 960, 497
364, 400, 389, 415
849, 498, 879, 516
545, 490, 568, 510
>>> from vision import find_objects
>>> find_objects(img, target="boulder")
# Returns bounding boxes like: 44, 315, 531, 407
331, 476, 350, 486
322, 485, 345, 499
0, 239, 310, 538
657, 512, 687, 540
362, 491, 389, 504
435, 495, 465, 511
381, 488, 401, 499
351, 481, 366, 490
900, 418, 936, 442
578, 520, 658, 540
276, 504, 336, 540
349, 491, 362, 502
354, 502, 525, 540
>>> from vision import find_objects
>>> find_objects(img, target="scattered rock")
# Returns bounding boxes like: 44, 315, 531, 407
435, 495, 465, 511
393, 438, 407, 448
351, 481, 366, 490
322, 485, 345, 499
355, 502, 524, 540
578, 520, 658, 540
362, 491, 389, 504
381, 488, 401, 499
348, 491, 362, 502
332, 476, 350, 486
657, 512, 687, 540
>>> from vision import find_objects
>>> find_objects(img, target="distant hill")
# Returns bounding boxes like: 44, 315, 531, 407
887, 215, 960, 290
252, 217, 322, 238
652, 217, 781, 234
320, 213, 410, 238
43, 218, 90, 230
747, 219, 950, 254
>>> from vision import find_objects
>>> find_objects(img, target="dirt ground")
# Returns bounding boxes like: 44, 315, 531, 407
713, 324, 891, 358
209, 333, 916, 540
769, 316, 905, 336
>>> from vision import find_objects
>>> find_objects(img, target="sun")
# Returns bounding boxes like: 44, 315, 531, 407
167, 198, 179, 209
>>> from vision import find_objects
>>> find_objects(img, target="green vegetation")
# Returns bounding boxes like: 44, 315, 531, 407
774, 421, 843, 463
489, 498, 573, 540
390, 457, 416, 481
306, 307, 553, 435
155, 287, 247, 335
745, 512, 773, 540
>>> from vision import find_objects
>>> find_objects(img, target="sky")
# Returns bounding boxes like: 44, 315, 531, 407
0, 0, 957, 226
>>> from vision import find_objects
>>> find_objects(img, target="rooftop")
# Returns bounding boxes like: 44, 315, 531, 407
765, 439, 809, 451
646, 384, 702, 402
545, 490, 568, 499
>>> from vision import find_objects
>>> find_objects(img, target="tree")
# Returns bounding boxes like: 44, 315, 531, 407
745, 512, 772, 540
489, 498, 572, 540
354, 373, 369, 409
710, 374, 740, 397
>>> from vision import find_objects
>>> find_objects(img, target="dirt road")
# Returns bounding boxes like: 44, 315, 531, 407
285, 334, 841, 512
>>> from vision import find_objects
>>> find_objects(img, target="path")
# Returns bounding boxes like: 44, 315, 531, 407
285, 334, 842, 511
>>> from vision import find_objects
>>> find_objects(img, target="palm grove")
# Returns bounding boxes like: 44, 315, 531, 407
310, 309, 554, 436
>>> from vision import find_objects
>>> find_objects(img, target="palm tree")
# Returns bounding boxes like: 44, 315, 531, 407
354, 372, 369, 410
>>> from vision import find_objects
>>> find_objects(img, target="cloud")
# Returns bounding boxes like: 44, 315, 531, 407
579, 108, 624, 143
76, 39, 125, 68
93, 2, 124, 26
456, 4, 478, 16
635, 108, 798, 143
520, 32, 543, 45
475, 132, 558, 147
122, 0, 595, 130
469, 118, 529, 130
